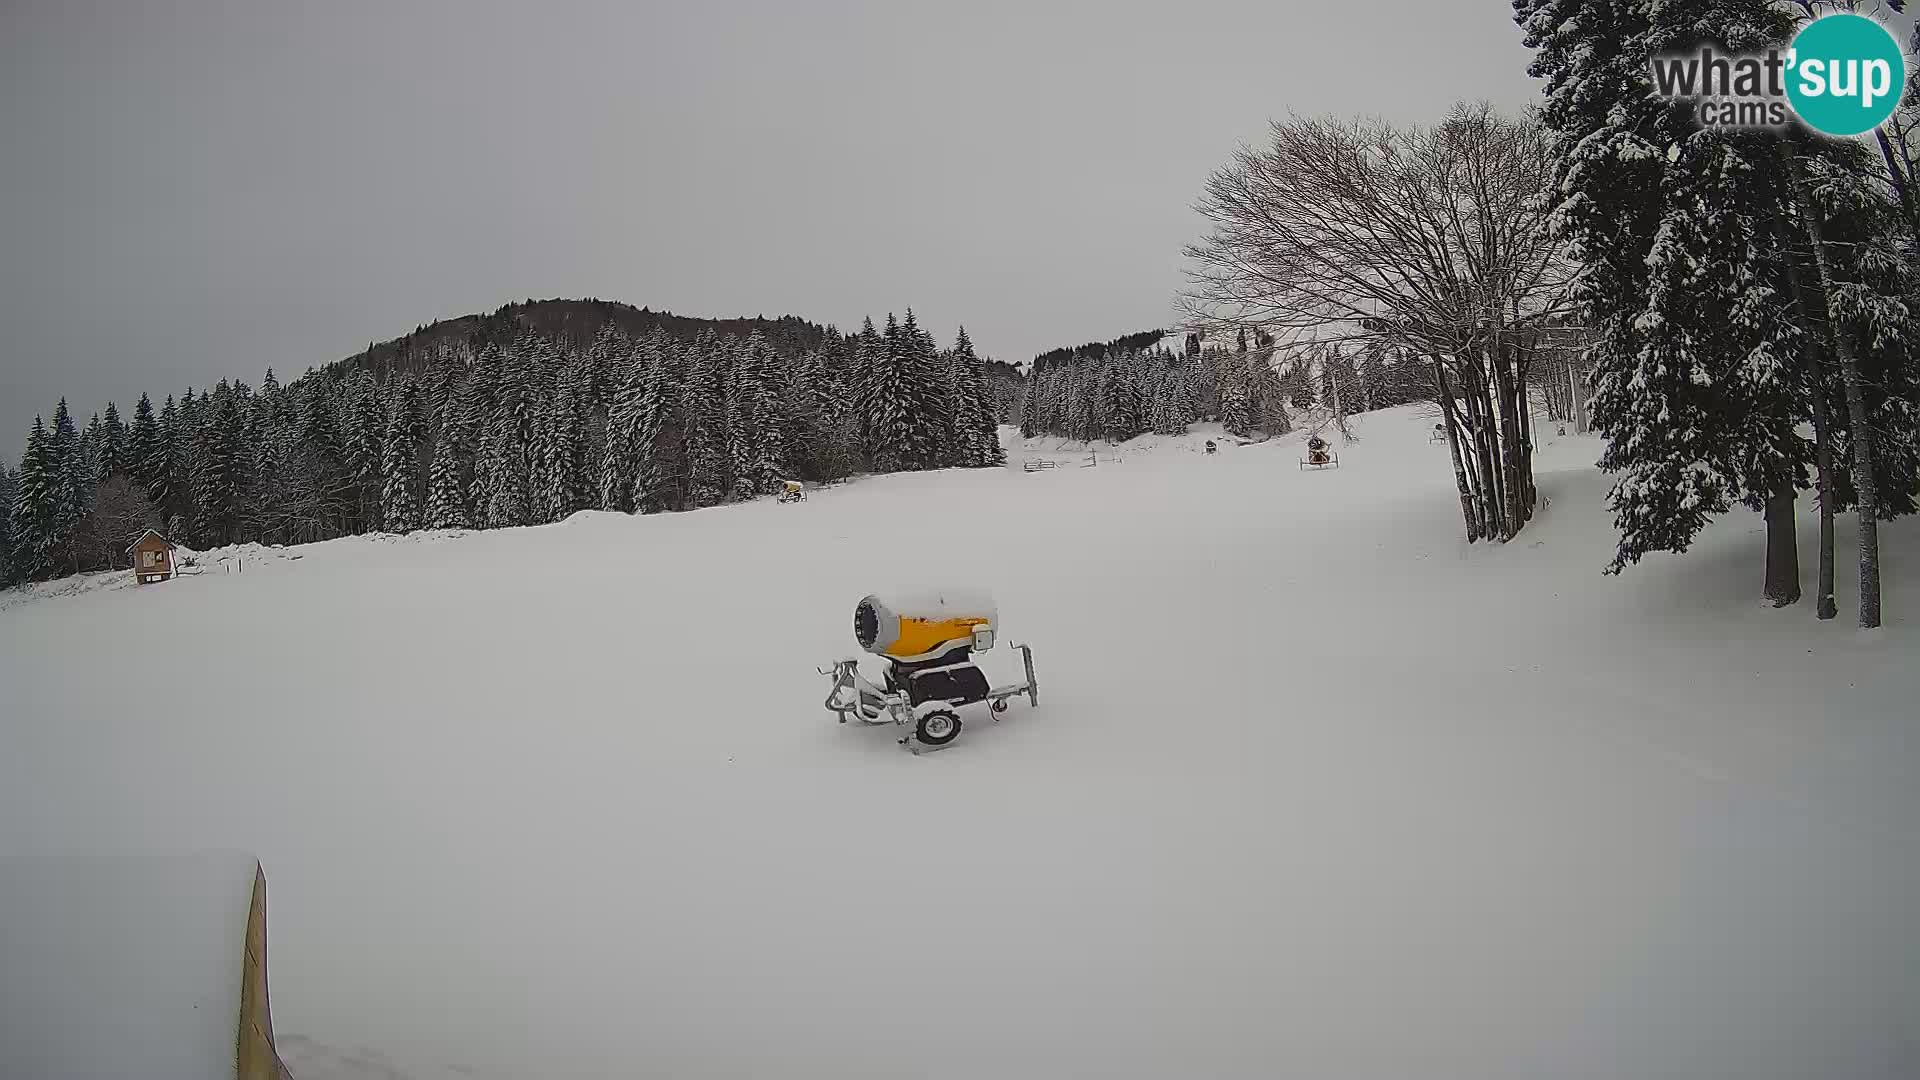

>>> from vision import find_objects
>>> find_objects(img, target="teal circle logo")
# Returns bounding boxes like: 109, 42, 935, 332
1786, 13, 1905, 137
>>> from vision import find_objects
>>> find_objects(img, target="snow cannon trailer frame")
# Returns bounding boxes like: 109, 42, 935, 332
819, 591, 1040, 754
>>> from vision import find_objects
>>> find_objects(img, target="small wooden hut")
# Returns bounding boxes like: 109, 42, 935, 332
128, 529, 177, 584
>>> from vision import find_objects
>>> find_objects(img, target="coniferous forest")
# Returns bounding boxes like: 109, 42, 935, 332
1016, 327, 1433, 443
1, 300, 1010, 584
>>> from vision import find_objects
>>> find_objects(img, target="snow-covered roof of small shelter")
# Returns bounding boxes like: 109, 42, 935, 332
0, 852, 258, 1080
125, 528, 176, 553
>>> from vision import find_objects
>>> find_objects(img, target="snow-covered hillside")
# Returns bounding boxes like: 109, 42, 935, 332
3, 405, 1916, 1080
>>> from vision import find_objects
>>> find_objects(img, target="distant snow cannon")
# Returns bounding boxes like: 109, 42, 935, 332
822, 588, 1038, 753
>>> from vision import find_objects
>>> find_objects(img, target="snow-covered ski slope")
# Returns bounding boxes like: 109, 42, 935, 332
4, 405, 1917, 1080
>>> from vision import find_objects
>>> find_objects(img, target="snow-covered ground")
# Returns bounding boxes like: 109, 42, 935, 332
3, 406, 1917, 1080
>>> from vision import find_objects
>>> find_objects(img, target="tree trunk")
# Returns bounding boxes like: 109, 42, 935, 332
1781, 235, 1839, 622
1515, 362, 1537, 521
1569, 360, 1589, 435
1763, 487, 1801, 607
1787, 151, 1883, 628
1434, 359, 1481, 542
1811, 388, 1838, 621
1463, 381, 1499, 537
1469, 360, 1509, 539
1492, 350, 1521, 536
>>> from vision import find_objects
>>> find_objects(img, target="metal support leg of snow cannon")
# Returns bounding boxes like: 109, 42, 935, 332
820, 659, 888, 725
982, 643, 1040, 716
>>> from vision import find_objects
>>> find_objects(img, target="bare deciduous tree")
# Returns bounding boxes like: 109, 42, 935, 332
75, 476, 160, 571
1183, 103, 1574, 542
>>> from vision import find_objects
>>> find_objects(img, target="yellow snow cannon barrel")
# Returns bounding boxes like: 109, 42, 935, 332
854, 589, 998, 662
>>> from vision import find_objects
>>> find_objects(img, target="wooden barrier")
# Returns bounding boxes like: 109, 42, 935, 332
0, 853, 292, 1080
238, 864, 292, 1080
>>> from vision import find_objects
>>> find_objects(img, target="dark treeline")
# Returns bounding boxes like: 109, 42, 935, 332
2, 303, 1007, 585
1018, 327, 1431, 442
1030, 329, 1168, 373
340, 298, 834, 385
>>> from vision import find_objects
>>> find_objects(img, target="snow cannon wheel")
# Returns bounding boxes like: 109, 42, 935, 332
916, 708, 962, 746
991, 698, 1009, 714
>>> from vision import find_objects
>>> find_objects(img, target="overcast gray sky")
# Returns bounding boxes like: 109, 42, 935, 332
0, 0, 1539, 452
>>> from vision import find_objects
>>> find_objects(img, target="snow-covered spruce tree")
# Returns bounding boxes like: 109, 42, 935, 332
602, 331, 672, 512
424, 435, 470, 531
894, 310, 948, 469
779, 348, 826, 477
973, 368, 1006, 466
191, 382, 247, 548
682, 333, 730, 508
46, 399, 85, 571
0, 465, 15, 586
142, 394, 179, 533
82, 414, 105, 487
10, 419, 64, 581
1018, 367, 1048, 438
127, 393, 161, 496
950, 327, 1003, 465
784, 347, 858, 480
459, 344, 502, 452
173, 388, 205, 541
1781, 134, 1920, 627
244, 369, 288, 544
865, 313, 916, 472
851, 316, 883, 461
475, 337, 542, 528
1067, 365, 1095, 441
338, 368, 384, 533
600, 339, 646, 513
1520, 0, 1812, 598
1219, 358, 1254, 438
291, 380, 352, 542
477, 411, 530, 528
1251, 352, 1292, 437
421, 346, 464, 436
562, 349, 606, 510
934, 347, 967, 466
381, 378, 428, 533
429, 344, 491, 525
1148, 369, 1176, 435
1098, 353, 1140, 443
583, 323, 627, 429
736, 332, 788, 493
531, 381, 589, 524
631, 336, 685, 511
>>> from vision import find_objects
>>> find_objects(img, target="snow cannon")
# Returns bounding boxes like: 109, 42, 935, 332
853, 589, 998, 662
821, 589, 1039, 754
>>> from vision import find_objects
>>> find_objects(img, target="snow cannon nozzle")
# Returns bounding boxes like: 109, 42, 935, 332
853, 589, 998, 662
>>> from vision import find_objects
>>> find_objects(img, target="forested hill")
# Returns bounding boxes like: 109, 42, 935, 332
1030, 329, 1166, 373
331, 298, 834, 383
4, 303, 1012, 587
